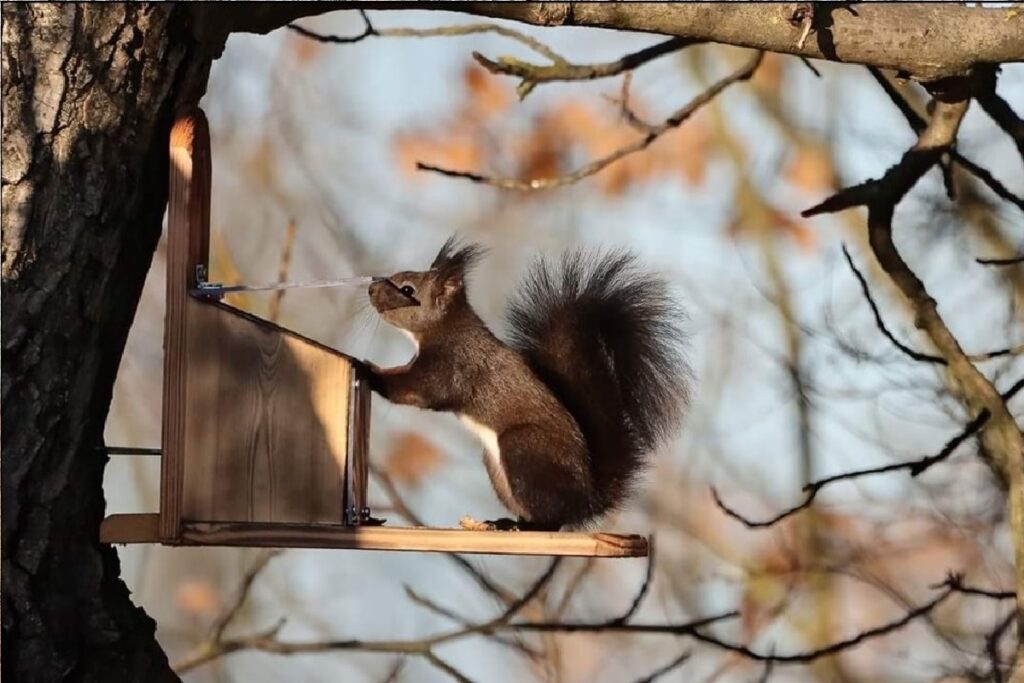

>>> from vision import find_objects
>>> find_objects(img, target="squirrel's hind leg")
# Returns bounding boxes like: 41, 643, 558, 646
498, 426, 595, 530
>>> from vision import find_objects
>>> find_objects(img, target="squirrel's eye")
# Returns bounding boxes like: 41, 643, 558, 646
399, 285, 415, 296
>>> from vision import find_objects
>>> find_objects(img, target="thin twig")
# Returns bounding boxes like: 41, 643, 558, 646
985, 609, 1016, 683
754, 659, 775, 683
213, 551, 283, 642
681, 574, 961, 664
975, 65, 1024, 164
417, 51, 764, 190
977, 255, 1024, 267
370, 465, 513, 604
603, 541, 655, 625
404, 586, 541, 658
632, 650, 691, 683
268, 218, 298, 324
288, 11, 566, 64
602, 72, 658, 134
554, 557, 597, 618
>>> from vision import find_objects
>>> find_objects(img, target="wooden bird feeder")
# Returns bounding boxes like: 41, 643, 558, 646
99, 108, 648, 558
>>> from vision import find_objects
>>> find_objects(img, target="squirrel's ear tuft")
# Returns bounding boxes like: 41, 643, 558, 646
431, 236, 486, 282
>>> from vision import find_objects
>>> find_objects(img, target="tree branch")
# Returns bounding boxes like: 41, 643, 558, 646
206, 4, 1024, 82
448, 3, 1024, 82
801, 75, 1024, 646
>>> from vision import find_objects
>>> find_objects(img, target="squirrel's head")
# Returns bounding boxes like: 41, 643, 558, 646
368, 237, 486, 334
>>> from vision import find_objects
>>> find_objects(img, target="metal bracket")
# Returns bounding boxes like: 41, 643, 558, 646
347, 506, 386, 527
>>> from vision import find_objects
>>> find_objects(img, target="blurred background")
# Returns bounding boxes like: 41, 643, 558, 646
103, 9, 1024, 682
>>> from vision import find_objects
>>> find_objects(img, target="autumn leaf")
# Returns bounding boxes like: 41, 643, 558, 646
750, 52, 785, 94
288, 32, 323, 66
176, 578, 222, 617
768, 207, 817, 251
209, 231, 253, 310
461, 64, 512, 124
384, 432, 444, 487
394, 59, 711, 195
667, 118, 711, 187
786, 144, 836, 193
394, 131, 484, 181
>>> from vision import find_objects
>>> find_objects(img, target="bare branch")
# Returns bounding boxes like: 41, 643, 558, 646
371, 465, 514, 604
213, 550, 282, 642
985, 609, 1017, 683
682, 575, 962, 663
842, 243, 945, 363
842, 245, 1024, 363
174, 572, 1001, 672
866, 67, 1024, 212
404, 586, 541, 658
712, 375, 1024, 528
602, 541, 655, 626
423, 651, 474, 683
417, 50, 763, 190
975, 65, 1024, 164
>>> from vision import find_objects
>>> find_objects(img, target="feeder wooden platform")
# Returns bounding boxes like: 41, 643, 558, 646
98, 106, 648, 559
100, 514, 647, 557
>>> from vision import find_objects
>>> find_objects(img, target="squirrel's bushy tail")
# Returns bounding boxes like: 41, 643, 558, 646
506, 250, 690, 514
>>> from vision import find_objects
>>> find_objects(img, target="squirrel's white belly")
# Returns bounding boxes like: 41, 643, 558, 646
458, 414, 521, 516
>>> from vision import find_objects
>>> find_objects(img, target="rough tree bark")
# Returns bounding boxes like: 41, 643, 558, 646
2, 3, 1022, 682
1, 5, 217, 681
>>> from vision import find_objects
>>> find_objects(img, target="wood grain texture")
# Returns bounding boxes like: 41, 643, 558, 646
180, 299, 352, 525
161, 109, 211, 541
100, 514, 649, 557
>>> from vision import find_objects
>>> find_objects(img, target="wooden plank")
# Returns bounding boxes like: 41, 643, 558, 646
179, 301, 351, 526
161, 109, 211, 542
100, 514, 648, 557
184, 523, 649, 558
101, 513, 161, 544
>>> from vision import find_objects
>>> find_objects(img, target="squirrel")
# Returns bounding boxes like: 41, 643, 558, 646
365, 237, 689, 531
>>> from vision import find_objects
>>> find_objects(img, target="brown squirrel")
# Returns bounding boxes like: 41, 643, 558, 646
365, 238, 689, 531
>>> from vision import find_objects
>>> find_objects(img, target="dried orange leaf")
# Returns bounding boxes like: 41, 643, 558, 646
385, 432, 444, 487
176, 579, 222, 617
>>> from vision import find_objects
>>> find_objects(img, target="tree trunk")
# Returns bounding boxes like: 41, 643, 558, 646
1, 5, 217, 681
